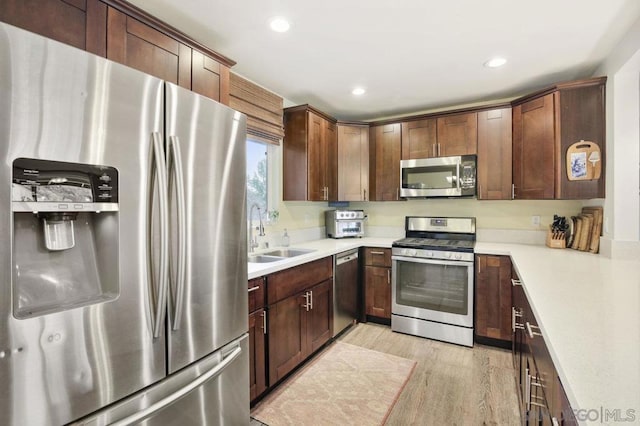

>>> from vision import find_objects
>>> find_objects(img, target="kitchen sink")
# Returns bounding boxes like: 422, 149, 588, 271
247, 254, 285, 263
263, 248, 316, 258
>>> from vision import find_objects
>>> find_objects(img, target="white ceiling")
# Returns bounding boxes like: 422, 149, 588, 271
128, 0, 640, 121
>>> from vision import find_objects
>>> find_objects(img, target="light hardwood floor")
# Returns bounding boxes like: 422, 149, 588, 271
337, 323, 521, 426
251, 322, 521, 426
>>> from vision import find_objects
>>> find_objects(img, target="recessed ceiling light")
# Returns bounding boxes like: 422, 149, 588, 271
269, 17, 290, 33
484, 57, 507, 68
352, 87, 366, 96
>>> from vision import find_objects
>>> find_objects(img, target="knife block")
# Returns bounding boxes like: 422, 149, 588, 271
545, 226, 566, 249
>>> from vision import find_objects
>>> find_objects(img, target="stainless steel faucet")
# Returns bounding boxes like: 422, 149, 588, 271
249, 203, 265, 253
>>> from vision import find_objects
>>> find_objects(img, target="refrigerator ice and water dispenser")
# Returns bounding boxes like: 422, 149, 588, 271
11, 158, 120, 318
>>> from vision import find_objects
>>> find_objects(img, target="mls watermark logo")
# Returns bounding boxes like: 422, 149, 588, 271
573, 407, 636, 423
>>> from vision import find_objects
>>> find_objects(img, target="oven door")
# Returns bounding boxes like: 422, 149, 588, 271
391, 255, 473, 327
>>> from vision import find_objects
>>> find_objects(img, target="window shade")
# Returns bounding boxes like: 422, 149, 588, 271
229, 72, 284, 145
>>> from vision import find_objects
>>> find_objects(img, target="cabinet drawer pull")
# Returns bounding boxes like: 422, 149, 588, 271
511, 279, 521, 287
262, 311, 267, 335
512, 307, 524, 332
309, 290, 313, 310
363, 188, 367, 201
526, 322, 542, 339
248, 286, 260, 293
512, 184, 516, 199
552, 418, 559, 426
370, 251, 385, 255
387, 269, 391, 284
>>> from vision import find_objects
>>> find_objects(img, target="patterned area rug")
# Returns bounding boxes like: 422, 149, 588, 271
251, 342, 416, 426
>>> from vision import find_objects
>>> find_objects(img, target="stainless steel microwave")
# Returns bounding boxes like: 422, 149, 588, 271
400, 155, 476, 198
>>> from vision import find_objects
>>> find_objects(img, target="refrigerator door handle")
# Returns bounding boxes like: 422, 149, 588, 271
149, 132, 170, 339
168, 135, 187, 331
110, 345, 243, 426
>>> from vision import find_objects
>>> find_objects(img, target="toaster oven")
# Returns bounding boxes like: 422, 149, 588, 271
325, 210, 365, 238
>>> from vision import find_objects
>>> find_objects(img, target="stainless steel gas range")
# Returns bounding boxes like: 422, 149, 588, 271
391, 217, 476, 347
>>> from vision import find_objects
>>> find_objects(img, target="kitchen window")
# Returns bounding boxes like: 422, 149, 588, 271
246, 139, 279, 222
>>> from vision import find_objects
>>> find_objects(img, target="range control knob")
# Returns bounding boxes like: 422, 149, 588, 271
444, 252, 452, 259
426, 251, 434, 258
409, 249, 417, 256
455, 253, 462, 260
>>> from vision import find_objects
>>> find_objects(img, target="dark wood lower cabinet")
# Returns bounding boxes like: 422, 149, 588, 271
364, 265, 391, 319
248, 308, 266, 402
267, 280, 333, 385
512, 273, 576, 425
306, 280, 333, 353
475, 254, 512, 343
266, 258, 334, 387
268, 290, 306, 384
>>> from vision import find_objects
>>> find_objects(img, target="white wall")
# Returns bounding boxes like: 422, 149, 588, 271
594, 15, 640, 258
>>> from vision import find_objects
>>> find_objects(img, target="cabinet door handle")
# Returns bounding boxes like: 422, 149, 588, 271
370, 251, 385, 255
512, 184, 516, 199
387, 269, 391, 284
552, 418, 559, 426
438, 143, 442, 156
526, 322, 542, 339
248, 286, 260, 293
262, 311, 267, 335
302, 292, 310, 311
396, 187, 399, 200
309, 290, 313, 310
511, 278, 521, 287
432, 143, 437, 157
363, 188, 367, 201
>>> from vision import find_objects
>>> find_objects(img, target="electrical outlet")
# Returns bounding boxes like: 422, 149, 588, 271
531, 215, 541, 227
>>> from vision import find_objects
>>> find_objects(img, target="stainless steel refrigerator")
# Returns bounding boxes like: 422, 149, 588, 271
0, 22, 249, 425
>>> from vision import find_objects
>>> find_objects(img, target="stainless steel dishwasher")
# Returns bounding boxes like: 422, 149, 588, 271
333, 249, 359, 337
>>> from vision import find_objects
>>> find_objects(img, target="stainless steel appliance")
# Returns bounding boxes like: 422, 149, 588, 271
333, 249, 359, 337
0, 23, 249, 425
325, 209, 365, 238
400, 155, 476, 198
391, 217, 476, 347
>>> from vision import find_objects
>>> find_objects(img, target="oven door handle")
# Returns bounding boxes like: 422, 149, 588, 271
392, 255, 474, 267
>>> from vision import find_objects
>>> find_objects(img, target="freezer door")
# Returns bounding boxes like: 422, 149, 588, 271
165, 83, 248, 374
72, 334, 250, 426
0, 24, 166, 425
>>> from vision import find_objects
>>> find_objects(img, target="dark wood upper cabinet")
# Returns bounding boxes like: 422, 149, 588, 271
191, 50, 229, 103
283, 106, 337, 201
512, 77, 606, 200
512, 94, 556, 199
337, 123, 369, 201
477, 108, 512, 200
401, 118, 437, 159
0, 0, 107, 56
436, 112, 477, 156
475, 254, 512, 342
1, 0, 234, 103
107, 7, 191, 89
370, 123, 401, 201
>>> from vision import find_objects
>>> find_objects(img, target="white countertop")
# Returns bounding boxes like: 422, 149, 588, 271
248, 238, 640, 423
247, 237, 395, 279
476, 243, 640, 424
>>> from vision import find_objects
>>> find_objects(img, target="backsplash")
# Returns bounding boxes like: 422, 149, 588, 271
258, 199, 584, 246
